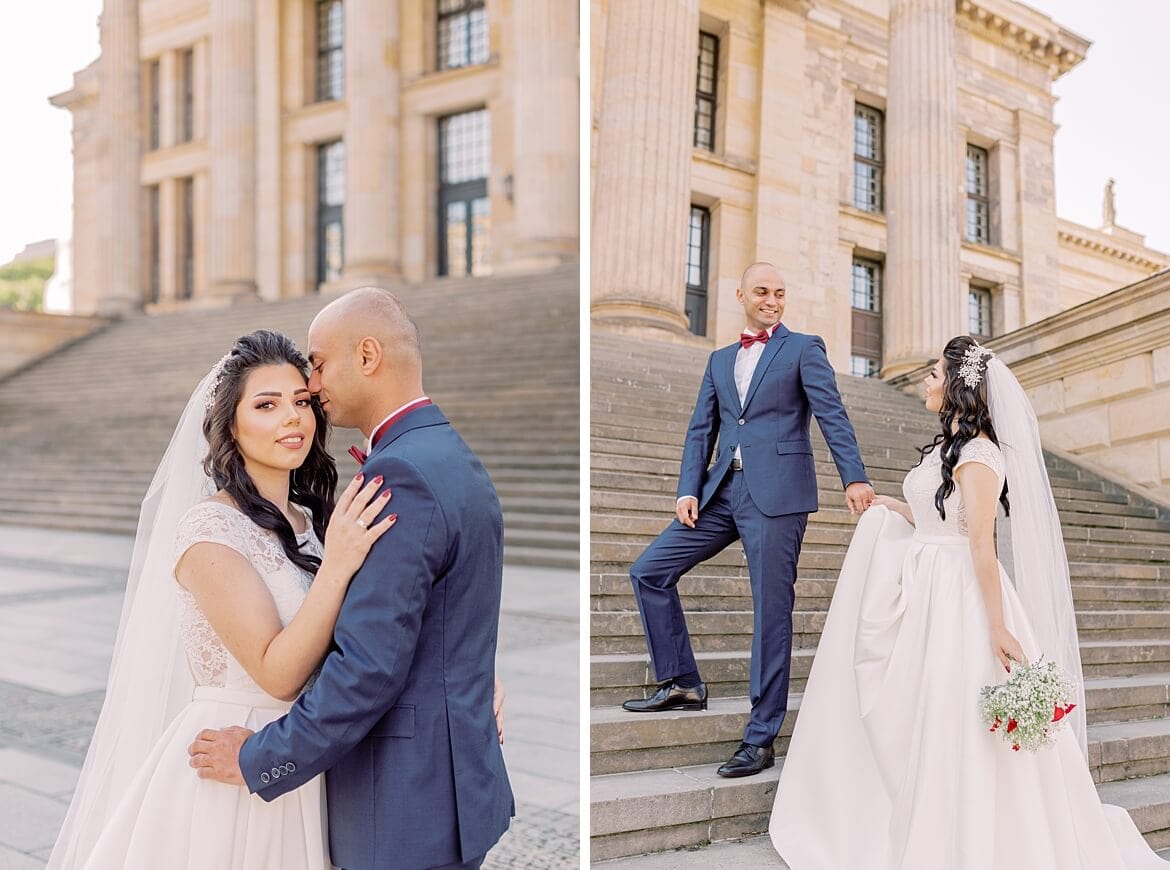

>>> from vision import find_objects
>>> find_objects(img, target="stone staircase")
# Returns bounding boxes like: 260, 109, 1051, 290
0, 265, 579, 569
590, 330, 1170, 863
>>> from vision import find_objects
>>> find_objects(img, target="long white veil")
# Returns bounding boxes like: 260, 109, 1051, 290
986, 356, 1087, 756
48, 367, 220, 867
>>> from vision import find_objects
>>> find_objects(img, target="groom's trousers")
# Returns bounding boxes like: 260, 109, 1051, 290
630, 468, 808, 747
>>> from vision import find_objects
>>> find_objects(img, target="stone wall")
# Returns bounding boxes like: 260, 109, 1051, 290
990, 269, 1170, 504
0, 312, 107, 379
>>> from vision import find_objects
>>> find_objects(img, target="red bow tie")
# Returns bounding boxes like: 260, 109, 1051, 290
740, 329, 772, 350
348, 398, 433, 465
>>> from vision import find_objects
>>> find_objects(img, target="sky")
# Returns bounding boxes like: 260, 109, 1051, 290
0, 1, 1166, 266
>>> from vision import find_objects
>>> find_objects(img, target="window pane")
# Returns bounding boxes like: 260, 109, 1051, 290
470, 196, 491, 276
854, 106, 882, 161
440, 109, 491, 183
438, 0, 488, 70
323, 220, 343, 281
694, 32, 718, 152
320, 141, 345, 206
316, 0, 344, 101
968, 288, 991, 336
851, 260, 881, 312
445, 201, 469, 277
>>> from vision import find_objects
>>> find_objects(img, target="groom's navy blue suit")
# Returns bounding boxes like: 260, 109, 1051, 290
239, 404, 514, 870
631, 324, 868, 746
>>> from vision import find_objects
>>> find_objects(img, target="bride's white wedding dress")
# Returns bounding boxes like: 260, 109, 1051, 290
83, 500, 331, 869
770, 438, 1167, 869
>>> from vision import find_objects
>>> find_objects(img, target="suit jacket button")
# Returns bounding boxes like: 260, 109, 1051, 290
260, 772, 270, 784
271, 767, 281, 779
738, 419, 745, 425
287, 762, 296, 773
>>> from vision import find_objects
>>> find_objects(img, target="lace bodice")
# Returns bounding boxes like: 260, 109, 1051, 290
902, 438, 1006, 538
172, 500, 322, 690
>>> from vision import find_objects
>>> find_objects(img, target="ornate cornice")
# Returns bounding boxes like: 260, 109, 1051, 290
955, 0, 1090, 79
1057, 223, 1169, 272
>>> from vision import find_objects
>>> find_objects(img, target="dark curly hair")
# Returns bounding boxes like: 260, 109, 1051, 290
914, 335, 1010, 521
202, 330, 337, 574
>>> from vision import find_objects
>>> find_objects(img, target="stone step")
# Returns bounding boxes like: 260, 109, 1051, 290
590, 609, 1170, 654
590, 694, 1170, 783
591, 641, 1170, 703
591, 759, 1170, 861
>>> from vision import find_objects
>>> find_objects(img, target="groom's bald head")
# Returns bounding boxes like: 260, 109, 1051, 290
311, 287, 422, 369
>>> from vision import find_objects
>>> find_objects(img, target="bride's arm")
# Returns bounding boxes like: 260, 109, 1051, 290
956, 461, 1026, 671
177, 476, 397, 701
871, 494, 914, 526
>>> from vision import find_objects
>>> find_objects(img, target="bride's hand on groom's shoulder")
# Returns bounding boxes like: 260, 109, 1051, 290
320, 473, 399, 581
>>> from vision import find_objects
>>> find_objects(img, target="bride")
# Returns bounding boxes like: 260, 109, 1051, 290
49, 330, 401, 868
770, 336, 1168, 869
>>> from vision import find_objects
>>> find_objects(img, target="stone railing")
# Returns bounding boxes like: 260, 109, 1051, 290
892, 268, 1170, 505
0, 310, 108, 379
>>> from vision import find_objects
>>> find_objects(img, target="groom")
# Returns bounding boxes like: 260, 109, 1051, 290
189, 288, 514, 869
622, 262, 873, 777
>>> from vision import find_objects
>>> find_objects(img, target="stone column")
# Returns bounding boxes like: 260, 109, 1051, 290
341, 0, 402, 289
591, 0, 698, 336
883, 0, 962, 377
98, 0, 142, 315
207, 0, 258, 299
1015, 109, 1062, 325
507, 0, 579, 270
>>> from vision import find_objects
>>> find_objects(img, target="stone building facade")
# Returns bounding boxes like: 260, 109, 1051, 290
590, 0, 1167, 377
53, 0, 578, 316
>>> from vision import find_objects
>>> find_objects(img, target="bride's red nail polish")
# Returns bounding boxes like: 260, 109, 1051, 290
388, 513, 398, 522
381, 490, 392, 498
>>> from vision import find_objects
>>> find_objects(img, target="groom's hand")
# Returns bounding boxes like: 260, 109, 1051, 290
845, 482, 875, 516
188, 726, 253, 785
676, 497, 699, 528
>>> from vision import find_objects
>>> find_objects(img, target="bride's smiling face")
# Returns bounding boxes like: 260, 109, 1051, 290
923, 359, 946, 414
230, 364, 317, 472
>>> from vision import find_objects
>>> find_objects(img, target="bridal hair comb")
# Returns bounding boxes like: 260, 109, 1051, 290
203, 353, 234, 410
958, 343, 995, 389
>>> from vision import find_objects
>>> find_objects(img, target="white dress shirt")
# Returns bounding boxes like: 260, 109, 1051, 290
366, 396, 432, 453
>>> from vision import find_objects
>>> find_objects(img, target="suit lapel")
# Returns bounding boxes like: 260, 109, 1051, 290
366, 403, 449, 463
741, 324, 789, 413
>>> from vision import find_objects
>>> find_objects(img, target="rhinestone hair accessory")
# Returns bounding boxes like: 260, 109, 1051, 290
958, 343, 995, 389
202, 353, 234, 410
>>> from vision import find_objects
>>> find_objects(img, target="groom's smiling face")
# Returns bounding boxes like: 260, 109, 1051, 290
736, 263, 786, 333
306, 321, 361, 430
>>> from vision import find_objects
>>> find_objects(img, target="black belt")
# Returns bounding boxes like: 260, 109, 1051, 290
730, 457, 743, 471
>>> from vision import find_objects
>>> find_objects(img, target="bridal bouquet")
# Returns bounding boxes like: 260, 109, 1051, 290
979, 658, 1078, 752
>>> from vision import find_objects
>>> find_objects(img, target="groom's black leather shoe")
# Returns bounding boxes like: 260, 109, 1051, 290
621, 680, 708, 713
716, 741, 775, 778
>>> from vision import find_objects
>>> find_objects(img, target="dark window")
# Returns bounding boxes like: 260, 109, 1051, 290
148, 186, 160, 303
685, 205, 710, 336
148, 59, 160, 150
851, 257, 882, 376
179, 49, 195, 143
317, 140, 345, 285
316, 0, 344, 102
438, 109, 490, 277
179, 178, 194, 299
438, 0, 488, 71
853, 104, 883, 213
969, 287, 992, 339
694, 31, 718, 151
966, 144, 990, 244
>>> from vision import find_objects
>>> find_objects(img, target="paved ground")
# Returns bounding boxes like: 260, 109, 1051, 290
0, 525, 579, 868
